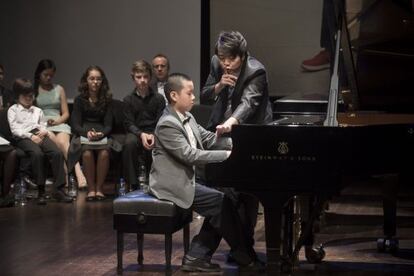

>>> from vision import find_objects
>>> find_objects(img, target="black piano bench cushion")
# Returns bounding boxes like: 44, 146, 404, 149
113, 190, 178, 216
113, 190, 192, 234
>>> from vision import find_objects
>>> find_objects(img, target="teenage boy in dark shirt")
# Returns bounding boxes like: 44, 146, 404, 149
122, 60, 165, 190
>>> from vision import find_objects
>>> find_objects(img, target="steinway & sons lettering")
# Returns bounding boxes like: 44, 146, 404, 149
251, 155, 316, 162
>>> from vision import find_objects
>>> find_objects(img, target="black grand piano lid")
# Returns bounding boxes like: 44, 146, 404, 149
342, 0, 414, 113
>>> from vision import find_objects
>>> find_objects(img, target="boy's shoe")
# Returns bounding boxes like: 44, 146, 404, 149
239, 259, 266, 273
52, 189, 73, 203
37, 194, 47, 205
23, 175, 38, 190
181, 254, 221, 272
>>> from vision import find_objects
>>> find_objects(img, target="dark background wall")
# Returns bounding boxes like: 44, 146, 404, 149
0, 0, 201, 101
1, 0, 329, 102
210, 0, 329, 99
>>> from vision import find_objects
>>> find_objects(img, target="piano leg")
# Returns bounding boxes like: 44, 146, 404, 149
261, 194, 293, 274
263, 203, 283, 274
378, 174, 399, 253
282, 198, 294, 260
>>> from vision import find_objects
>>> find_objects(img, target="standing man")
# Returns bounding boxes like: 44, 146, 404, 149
122, 60, 165, 190
200, 30, 273, 261
150, 73, 263, 273
300, 0, 341, 71
151, 54, 170, 104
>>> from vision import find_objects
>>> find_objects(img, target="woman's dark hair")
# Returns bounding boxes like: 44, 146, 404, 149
214, 30, 247, 58
34, 59, 56, 95
78, 65, 112, 106
13, 78, 35, 97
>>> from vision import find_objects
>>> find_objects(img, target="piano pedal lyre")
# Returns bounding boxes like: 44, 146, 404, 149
291, 195, 328, 265
281, 195, 302, 268
293, 195, 302, 260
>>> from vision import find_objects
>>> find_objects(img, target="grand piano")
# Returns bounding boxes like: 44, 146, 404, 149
206, 0, 414, 273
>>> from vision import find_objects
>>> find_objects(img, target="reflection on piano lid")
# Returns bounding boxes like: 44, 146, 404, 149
272, 114, 325, 125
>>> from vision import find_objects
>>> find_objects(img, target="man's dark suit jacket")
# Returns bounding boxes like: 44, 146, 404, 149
201, 54, 273, 131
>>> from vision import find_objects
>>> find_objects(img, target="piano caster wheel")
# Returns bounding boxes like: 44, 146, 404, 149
305, 245, 326, 264
280, 259, 293, 274
377, 238, 399, 253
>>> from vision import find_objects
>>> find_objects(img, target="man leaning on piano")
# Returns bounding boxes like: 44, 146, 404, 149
148, 30, 273, 272
200, 30, 273, 264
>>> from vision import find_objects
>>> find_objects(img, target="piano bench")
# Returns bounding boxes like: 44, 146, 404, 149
113, 190, 192, 273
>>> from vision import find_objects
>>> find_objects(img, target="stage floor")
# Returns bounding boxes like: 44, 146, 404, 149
1, 187, 414, 276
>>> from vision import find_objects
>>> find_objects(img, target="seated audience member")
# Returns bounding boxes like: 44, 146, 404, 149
150, 54, 170, 103
69, 66, 120, 201
123, 60, 165, 190
0, 127, 17, 206
34, 59, 87, 190
0, 145, 16, 207
149, 73, 264, 273
0, 64, 14, 109
7, 78, 72, 204
0, 65, 16, 204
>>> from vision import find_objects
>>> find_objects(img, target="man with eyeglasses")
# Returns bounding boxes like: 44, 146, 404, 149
150, 54, 170, 104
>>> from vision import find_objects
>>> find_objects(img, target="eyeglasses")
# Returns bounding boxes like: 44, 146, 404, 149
153, 64, 167, 69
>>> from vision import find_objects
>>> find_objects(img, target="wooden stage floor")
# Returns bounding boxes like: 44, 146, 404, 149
1, 186, 414, 276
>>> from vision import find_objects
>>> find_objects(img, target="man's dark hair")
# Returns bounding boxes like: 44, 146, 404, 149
214, 30, 247, 58
13, 78, 35, 97
164, 73, 191, 104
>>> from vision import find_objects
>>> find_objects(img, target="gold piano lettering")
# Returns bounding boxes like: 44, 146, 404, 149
251, 155, 317, 162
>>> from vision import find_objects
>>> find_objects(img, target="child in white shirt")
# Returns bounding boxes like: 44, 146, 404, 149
8, 78, 72, 204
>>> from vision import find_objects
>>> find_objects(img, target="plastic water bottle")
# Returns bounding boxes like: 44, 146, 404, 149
138, 164, 149, 193
68, 174, 77, 199
14, 177, 27, 206
118, 178, 126, 196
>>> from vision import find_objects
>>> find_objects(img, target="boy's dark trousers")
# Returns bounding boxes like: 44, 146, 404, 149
15, 136, 65, 192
